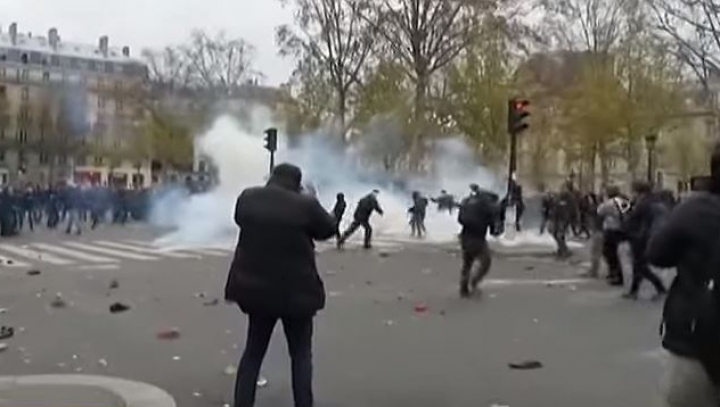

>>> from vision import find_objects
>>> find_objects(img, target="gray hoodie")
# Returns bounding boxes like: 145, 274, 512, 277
597, 197, 630, 231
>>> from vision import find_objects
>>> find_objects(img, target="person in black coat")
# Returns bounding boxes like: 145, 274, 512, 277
331, 192, 346, 239
457, 187, 502, 297
648, 146, 720, 406
337, 190, 384, 249
621, 181, 667, 300
224, 163, 336, 407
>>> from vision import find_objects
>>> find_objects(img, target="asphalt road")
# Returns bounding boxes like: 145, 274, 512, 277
0, 225, 670, 407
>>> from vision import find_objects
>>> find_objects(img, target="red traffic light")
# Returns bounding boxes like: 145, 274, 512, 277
515, 100, 530, 110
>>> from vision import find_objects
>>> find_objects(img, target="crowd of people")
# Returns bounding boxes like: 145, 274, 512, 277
0, 183, 151, 237
225, 145, 720, 406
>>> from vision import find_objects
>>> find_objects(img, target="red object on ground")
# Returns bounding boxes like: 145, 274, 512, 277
156, 328, 181, 340
414, 302, 429, 314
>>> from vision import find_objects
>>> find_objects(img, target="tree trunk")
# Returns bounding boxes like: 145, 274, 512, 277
337, 89, 347, 142
598, 142, 609, 190
410, 73, 429, 171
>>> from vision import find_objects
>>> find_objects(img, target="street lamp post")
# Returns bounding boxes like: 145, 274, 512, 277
645, 133, 658, 186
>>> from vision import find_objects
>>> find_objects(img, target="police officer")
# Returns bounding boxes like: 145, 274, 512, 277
338, 190, 384, 249
457, 185, 502, 298
331, 193, 346, 240
409, 191, 429, 238
551, 182, 574, 258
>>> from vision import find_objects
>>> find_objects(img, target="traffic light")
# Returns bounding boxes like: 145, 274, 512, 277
264, 128, 278, 153
508, 98, 530, 135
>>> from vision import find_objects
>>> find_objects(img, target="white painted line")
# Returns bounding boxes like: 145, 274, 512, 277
31, 243, 118, 263
484, 278, 591, 287
93, 241, 199, 259
78, 264, 121, 271
63, 242, 159, 261
185, 248, 230, 256
0, 244, 74, 266
124, 239, 231, 256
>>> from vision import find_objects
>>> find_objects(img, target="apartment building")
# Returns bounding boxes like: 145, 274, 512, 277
0, 22, 150, 187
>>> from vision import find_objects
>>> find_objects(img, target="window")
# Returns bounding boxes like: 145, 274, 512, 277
0, 150, 6, 162
94, 156, 104, 165
21, 69, 29, 81
18, 151, 26, 164
58, 155, 67, 165
105, 62, 115, 73
42, 71, 50, 82
18, 106, 30, 122
69, 58, 79, 69
50, 55, 60, 66
39, 152, 49, 164
7, 49, 20, 62
16, 128, 27, 144
98, 96, 106, 109
88, 60, 97, 71
20, 53, 28, 64
116, 98, 124, 112
29, 52, 42, 64
21, 87, 29, 101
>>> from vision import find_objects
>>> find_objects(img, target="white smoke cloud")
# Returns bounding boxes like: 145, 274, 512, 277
150, 108, 565, 249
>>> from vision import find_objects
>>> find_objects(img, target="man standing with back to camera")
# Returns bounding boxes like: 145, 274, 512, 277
225, 163, 337, 407
648, 144, 720, 407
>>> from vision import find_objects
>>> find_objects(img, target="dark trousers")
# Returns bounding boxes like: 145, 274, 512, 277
234, 314, 314, 407
602, 230, 625, 282
551, 221, 570, 257
410, 213, 426, 237
18, 209, 33, 231
629, 247, 666, 295
460, 238, 492, 295
539, 215, 549, 234
339, 219, 372, 248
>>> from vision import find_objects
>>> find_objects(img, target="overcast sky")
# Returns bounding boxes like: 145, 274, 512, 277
2, 0, 295, 85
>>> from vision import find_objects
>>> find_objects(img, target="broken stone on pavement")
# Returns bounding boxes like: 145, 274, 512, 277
0, 326, 14, 340
223, 364, 237, 375
109, 302, 131, 314
414, 302, 429, 314
203, 299, 220, 306
98, 358, 109, 367
157, 328, 181, 340
109, 279, 119, 289
0, 343, 8, 352
257, 376, 269, 388
26, 269, 41, 276
508, 360, 543, 370
50, 293, 67, 309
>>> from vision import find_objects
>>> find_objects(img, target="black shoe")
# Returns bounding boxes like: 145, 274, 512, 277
460, 286, 470, 298
608, 279, 624, 287
621, 292, 638, 300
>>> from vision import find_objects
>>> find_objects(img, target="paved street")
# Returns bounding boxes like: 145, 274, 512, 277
0, 224, 670, 407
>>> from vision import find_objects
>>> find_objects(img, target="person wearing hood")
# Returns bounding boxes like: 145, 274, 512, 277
331, 193, 346, 240
225, 163, 337, 407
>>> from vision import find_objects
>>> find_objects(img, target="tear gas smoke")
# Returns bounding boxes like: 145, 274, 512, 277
150, 109, 565, 249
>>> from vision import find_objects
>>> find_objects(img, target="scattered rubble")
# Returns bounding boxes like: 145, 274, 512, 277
203, 299, 220, 307
109, 279, 119, 289
109, 302, 131, 314
172, 356, 181, 361
421, 268, 433, 275
414, 302, 429, 314
157, 328, 181, 341
325, 270, 337, 276
50, 293, 67, 309
0, 343, 8, 352
26, 270, 41, 276
508, 360, 543, 370
257, 376, 269, 388
524, 266, 535, 271
98, 359, 108, 367
223, 365, 237, 375
378, 251, 391, 258
194, 292, 207, 299
0, 308, 7, 314
383, 320, 395, 327
0, 326, 14, 340
192, 392, 202, 398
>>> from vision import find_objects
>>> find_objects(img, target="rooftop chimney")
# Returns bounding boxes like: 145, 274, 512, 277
48, 28, 59, 50
99, 35, 109, 57
9, 23, 17, 45
122, 46, 130, 57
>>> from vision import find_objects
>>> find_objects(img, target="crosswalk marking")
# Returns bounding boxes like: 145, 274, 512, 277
124, 240, 231, 257
0, 244, 75, 266
184, 248, 230, 256
31, 243, 119, 263
93, 241, 200, 259
63, 242, 159, 261
0, 254, 30, 268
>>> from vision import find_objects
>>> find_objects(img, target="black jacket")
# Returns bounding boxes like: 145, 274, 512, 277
458, 191, 500, 240
332, 199, 346, 221
623, 194, 668, 251
225, 182, 337, 317
648, 192, 720, 358
353, 194, 383, 222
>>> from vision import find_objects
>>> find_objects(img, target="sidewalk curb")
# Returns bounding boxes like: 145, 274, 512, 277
0, 375, 176, 407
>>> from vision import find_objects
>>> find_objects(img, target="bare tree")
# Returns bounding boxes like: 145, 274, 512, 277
360, 0, 484, 127
277, 0, 376, 131
141, 47, 193, 92
649, 0, 720, 90
183, 30, 258, 93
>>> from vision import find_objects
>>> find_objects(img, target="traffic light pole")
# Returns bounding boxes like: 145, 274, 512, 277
507, 130, 518, 197
269, 151, 275, 175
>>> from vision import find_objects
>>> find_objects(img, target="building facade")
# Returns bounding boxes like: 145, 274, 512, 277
0, 22, 151, 187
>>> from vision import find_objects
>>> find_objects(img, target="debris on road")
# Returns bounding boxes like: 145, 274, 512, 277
157, 328, 181, 340
98, 358, 108, 367
257, 376, 269, 388
172, 356, 181, 361
0, 308, 7, 314
192, 392, 202, 398
0, 343, 8, 352
383, 319, 395, 327
203, 299, 220, 307
109, 302, 131, 314
524, 266, 535, 271
439, 310, 447, 316
109, 279, 119, 289
378, 251, 391, 258
26, 269, 41, 276
365, 280, 373, 286
223, 364, 237, 375
533, 318, 539, 323
56, 362, 67, 368
194, 292, 207, 299
508, 360, 543, 370
421, 268, 433, 275
328, 291, 343, 298
414, 302, 429, 314
325, 270, 337, 276
0, 326, 14, 340
50, 293, 67, 309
